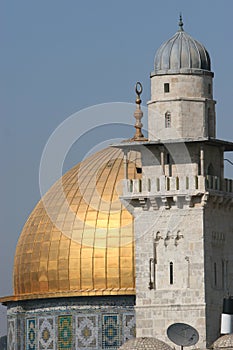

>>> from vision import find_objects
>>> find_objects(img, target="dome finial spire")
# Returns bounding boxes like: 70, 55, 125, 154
179, 13, 184, 31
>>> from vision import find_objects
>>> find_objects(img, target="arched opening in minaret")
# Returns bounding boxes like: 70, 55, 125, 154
207, 163, 215, 176
165, 111, 171, 128
166, 152, 172, 177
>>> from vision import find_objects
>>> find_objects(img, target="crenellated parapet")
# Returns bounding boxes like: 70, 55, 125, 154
121, 175, 233, 210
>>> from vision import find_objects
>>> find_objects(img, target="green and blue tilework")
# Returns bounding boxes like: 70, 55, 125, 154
38, 317, 55, 350
26, 318, 36, 350
58, 315, 72, 350
102, 315, 120, 349
7, 296, 135, 349
76, 315, 98, 349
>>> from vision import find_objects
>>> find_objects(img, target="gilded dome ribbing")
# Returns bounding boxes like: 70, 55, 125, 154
13, 147, 141, 300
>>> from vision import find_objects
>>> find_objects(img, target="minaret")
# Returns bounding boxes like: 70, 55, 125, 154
148, 15, 216, 141
117, 17, 233, 348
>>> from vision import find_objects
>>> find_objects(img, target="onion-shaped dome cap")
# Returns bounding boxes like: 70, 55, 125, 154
211, 334, 233, 349
119, 337, 173, 350
154, 17, 211, 75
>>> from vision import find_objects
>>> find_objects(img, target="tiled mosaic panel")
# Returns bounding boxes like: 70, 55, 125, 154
58, 315, 72, 350
18, 318, 25, 350
8, 319, 16, 350
26, 319, 36, 350
123, 313, 136, 342
76, 314, 98, 349
38, 317, 55, 350
102, 315, 120, 349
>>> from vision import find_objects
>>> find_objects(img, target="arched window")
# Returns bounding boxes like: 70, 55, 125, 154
165, 112, 171, 128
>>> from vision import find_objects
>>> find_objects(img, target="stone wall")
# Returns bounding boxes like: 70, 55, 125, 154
133, 205, 207, 348
204, 200, 233, 346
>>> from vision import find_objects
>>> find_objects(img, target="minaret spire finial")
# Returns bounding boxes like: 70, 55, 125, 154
131, 82, 147, 141
125, 82, 147, 142
179, 13, 184, 31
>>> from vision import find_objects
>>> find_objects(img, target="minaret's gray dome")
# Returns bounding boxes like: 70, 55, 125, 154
154, 20, 211, 75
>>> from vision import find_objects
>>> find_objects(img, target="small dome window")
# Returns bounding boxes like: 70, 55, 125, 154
164, 83, 170, 93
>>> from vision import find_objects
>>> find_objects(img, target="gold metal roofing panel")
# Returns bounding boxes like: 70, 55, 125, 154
4, 147, 141, 302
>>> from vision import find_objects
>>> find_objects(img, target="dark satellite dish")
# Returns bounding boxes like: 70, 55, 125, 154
167, 323, 199, 348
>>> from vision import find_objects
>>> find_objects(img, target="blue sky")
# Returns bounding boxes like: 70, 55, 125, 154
1, 0, 233, 335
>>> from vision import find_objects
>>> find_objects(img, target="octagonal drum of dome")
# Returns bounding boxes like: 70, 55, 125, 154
13, 147, 141, 300
119, 337, 173, 350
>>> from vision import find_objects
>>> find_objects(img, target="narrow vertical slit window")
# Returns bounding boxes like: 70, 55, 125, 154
222, 260, 225, 289
148, 178, 151, 192
166, 153, 172, 177
208, 107, 213, 137
208, 83, 211, 94
226, 260, 229, 291
198, 159, 201, 176
169, 262, 174, 285
214, 262, 217, 287
164, 83, 170, 93
165, 112, 171, 128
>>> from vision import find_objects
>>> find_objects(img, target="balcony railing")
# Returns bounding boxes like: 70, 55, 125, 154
122, 175, 233, 197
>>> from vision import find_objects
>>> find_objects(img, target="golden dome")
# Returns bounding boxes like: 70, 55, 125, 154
12, 147, 141, 301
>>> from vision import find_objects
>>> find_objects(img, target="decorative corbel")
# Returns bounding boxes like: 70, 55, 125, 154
201, 192, 209, 207
154, 231, 163, 245
150, 197, 158, 210
139, 198, 148, 211
164, 231, 172, 247
174, 230, 184, 246
162, 196, 170, 209
185, 195, 193, 207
